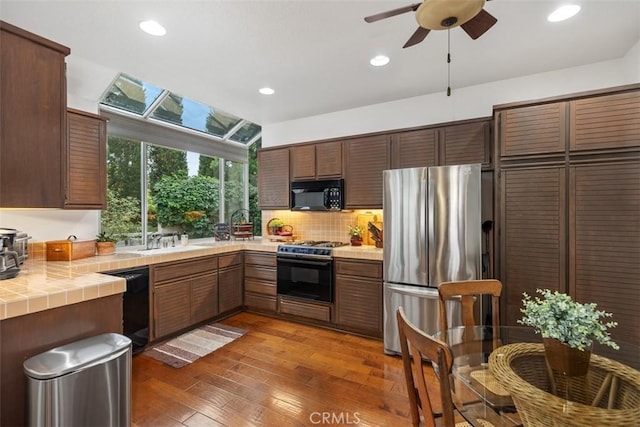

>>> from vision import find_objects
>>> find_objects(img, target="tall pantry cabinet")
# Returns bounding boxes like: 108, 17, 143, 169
496, 85, 640, 368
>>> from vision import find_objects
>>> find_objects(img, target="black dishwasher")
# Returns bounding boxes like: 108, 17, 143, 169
104, 266, 149, 354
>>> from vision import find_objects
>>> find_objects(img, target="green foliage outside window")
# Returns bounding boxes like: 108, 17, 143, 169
101, 189, 142, 243
153, 174, 219, 238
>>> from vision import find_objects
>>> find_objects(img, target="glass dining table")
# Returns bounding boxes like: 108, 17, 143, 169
433, 326, 640, 427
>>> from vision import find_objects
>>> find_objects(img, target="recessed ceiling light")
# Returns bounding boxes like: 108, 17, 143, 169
548, 5, 581, 22
139, 20, 166, 36
259, 87, 275, 95
370, 55, 390, 67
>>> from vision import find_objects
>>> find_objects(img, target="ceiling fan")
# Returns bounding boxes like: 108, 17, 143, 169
364, 0, 498, 48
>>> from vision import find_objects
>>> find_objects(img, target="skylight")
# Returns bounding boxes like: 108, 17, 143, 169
100, 73, 261, 145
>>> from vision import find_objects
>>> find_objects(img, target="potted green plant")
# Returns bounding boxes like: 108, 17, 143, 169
348, 224, 364, 246
95, 231, 117, 255
518, 288, 618, 376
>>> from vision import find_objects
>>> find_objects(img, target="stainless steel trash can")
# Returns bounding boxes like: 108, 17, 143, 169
23, 333, 132, 426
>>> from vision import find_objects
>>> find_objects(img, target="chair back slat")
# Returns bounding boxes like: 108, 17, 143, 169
438, 279, 503, 334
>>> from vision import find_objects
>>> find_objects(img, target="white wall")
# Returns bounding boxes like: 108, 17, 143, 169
262, 41, 640, 147
0, 210, 100, 242
66, 56, 118, 112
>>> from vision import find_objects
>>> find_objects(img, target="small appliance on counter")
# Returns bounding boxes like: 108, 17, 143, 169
0, 228, 22, 279
12, 231, 31, 264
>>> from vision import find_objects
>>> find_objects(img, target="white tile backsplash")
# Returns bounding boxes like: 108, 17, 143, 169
262, 209, 382, 244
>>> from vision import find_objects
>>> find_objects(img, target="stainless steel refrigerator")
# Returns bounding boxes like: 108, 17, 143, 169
383, 164, 481, 354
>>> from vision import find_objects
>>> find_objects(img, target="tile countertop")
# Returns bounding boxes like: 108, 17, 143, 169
0, 238, 382, 321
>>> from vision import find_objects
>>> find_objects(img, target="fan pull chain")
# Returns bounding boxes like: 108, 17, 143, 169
447, 28, 451, 96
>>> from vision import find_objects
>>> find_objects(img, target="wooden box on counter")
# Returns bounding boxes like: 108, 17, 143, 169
46, 238, 96, 261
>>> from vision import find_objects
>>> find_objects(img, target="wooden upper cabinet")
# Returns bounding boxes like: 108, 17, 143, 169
315, 141, 342, 178
65, 109, 107, 209
258, 147, 290, 209
391, 129, 438, 169
441, 120, 491, 166
570, 90, 640, 152
290, 144, 315, 180
499, 102, 567, 157
500, 166, 566, 326
291, 141, 342, 180
0, 21, 70, 208
344, 135, 390, 209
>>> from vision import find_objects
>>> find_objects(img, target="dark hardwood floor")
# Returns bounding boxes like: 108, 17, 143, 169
132, 312, 441, 426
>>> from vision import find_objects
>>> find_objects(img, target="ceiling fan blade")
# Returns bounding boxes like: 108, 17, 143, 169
460, 8, 497, 40
403, 26, 431, 48
364, 2, 422, 23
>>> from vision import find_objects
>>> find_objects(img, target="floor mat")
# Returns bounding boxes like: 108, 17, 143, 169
144, 322, 247, 368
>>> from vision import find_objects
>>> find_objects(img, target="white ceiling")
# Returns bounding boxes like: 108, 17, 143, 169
1, 1, 639, 126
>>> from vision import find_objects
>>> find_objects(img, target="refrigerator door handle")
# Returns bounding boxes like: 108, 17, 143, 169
385, 284, 439, 298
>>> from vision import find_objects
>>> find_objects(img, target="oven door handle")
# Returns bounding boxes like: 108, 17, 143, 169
278, 257, 332, 267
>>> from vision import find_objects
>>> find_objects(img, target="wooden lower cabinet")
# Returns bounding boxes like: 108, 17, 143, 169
218, 252, 243, 313
190, 272, 219, 324
154, 280, 191, 339
151, 255, 219, 341
244, 252, 277, 313
335, 259, 383, 338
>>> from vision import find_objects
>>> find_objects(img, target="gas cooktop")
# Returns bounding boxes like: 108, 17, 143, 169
277, 240, 348, 258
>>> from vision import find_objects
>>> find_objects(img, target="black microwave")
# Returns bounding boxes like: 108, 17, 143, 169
291, 179, 344, 211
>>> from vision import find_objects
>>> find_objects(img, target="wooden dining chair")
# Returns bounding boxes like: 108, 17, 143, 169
397, 306, 468, 427
437, 279, 503, 334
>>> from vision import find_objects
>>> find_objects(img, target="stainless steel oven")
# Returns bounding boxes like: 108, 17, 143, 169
276, 241, 347, 303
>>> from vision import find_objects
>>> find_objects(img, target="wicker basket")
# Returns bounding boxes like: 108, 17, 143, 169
489, 343, 640, 426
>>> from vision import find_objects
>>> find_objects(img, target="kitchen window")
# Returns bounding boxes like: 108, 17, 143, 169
102, 137, 261, 245
99, 73, 262, 245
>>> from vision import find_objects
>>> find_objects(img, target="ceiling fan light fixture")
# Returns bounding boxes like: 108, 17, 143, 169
139, 20, 166, 36
416, 0, 484, 30
548, 5, 581, 22
370, 55, 390, 67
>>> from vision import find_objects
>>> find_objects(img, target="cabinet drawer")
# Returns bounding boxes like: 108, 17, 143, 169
152, 255, 218, 284
279, 296, 331, 322
244, 292, 277, 312
245, 252, 277, 267
335, 259, 382, 279
219, 252, 242, 268
245, 264, 277, 282
245, 278, 276, 296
